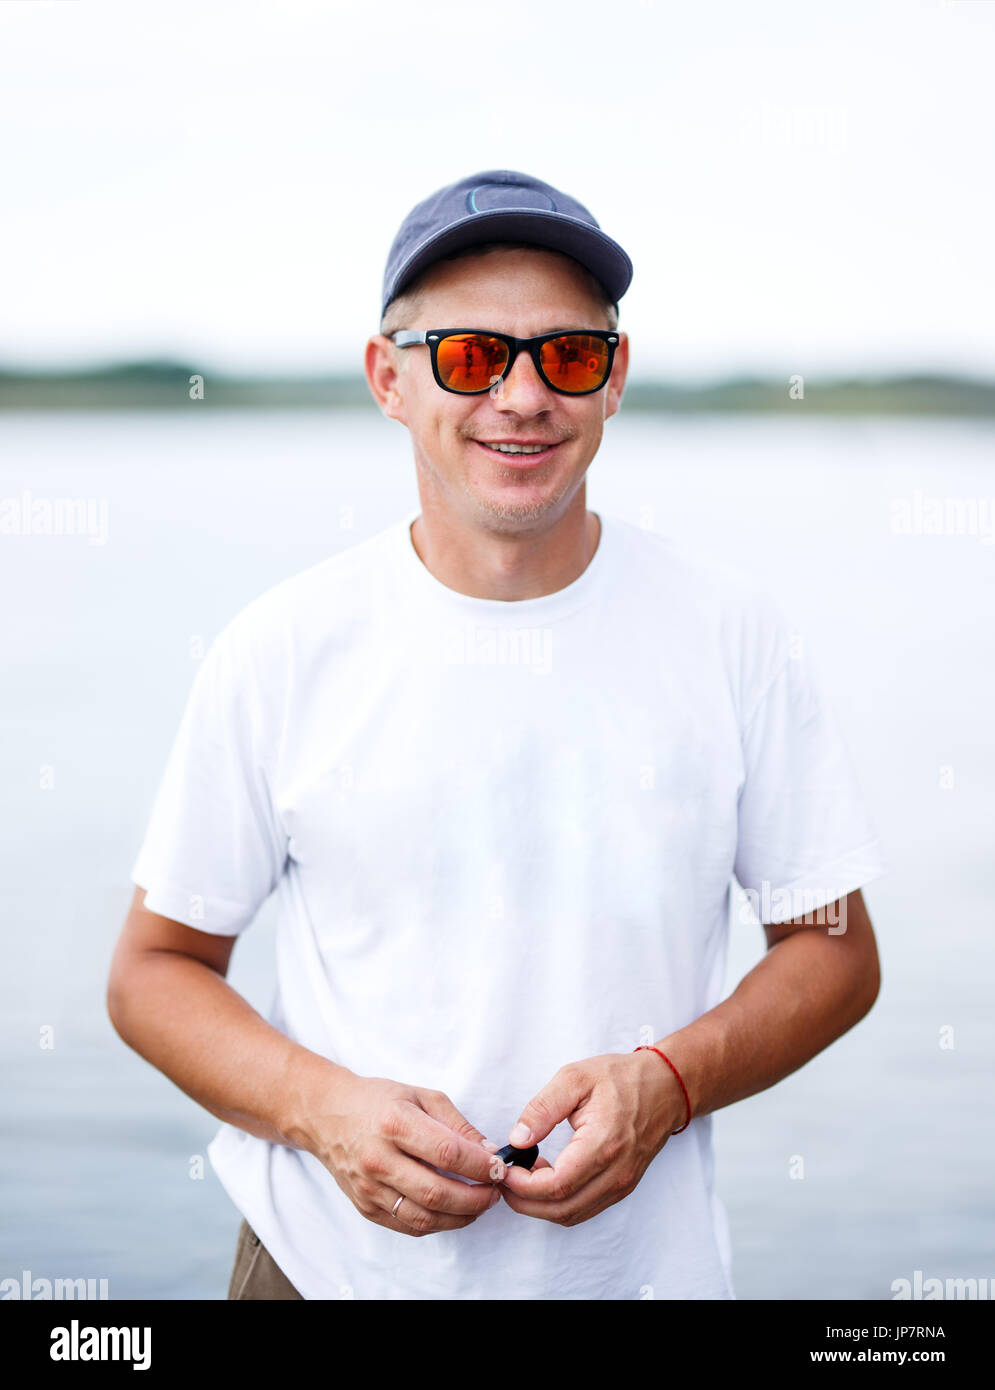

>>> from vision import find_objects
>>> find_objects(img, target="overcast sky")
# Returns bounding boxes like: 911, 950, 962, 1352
1, 0, 992, 381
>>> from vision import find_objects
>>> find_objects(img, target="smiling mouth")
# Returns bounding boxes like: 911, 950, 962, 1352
472, 439, 562, 465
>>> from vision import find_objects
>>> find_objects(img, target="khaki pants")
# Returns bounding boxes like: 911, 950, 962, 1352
226, 1217, 304, 1300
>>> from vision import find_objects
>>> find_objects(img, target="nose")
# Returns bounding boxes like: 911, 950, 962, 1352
492, 347, 555, 412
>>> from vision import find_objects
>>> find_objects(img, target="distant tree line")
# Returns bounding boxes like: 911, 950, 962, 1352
1, 361, 992, 414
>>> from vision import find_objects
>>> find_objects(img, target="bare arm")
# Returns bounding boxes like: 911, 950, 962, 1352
106, 886, 505, 1234
500, 889, 881, 1224
651, 885, 881, 1120
107, 886, 319, 1147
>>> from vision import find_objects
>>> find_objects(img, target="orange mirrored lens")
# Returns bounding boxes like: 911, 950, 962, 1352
539, 335, 611, 392
436, 334, 509, 391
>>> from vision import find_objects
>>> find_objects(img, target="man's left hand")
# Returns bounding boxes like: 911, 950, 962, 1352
498, 1050, 688, 1226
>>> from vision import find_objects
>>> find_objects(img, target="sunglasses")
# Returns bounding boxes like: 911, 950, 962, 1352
390, 328, 619, 396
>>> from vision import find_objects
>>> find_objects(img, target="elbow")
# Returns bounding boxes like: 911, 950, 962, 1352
106, 957, 136, 1046
105, 975, 126, 1042
851, 944, 881, 1024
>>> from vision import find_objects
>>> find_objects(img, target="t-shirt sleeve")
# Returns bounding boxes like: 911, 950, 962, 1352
733, 614, 888, 926
130, 615, 288, 935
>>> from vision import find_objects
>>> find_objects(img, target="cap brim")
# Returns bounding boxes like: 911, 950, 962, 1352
383, 209, 632, 314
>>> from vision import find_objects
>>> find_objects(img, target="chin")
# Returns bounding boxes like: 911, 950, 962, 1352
468, 486, 569, 527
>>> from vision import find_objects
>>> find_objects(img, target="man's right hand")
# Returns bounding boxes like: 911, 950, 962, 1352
108, 889, 503, 1238
297, 1070, 507, 1236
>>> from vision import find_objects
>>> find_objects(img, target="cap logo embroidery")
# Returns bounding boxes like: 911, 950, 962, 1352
466, 183, 557, 214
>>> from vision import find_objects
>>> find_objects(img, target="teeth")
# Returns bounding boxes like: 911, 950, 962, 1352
483, 442, 549, 454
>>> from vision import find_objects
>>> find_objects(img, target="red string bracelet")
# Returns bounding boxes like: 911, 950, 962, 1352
634, 1046, 692, 1134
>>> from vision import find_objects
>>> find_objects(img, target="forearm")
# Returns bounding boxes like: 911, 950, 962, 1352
107, 951, 352, 1151
653, 926, 879, 1123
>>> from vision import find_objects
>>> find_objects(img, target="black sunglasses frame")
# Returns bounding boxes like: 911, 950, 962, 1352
390, 328, 620, 396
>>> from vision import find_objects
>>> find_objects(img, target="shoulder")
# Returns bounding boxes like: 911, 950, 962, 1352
209, 518, 407, 677
605, 512, 787, 624
603, 513, 795, 719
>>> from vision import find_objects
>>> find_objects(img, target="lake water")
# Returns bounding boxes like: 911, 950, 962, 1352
1, 408, 993, 1299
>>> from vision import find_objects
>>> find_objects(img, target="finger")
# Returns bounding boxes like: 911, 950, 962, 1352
507, 1065, 589, 1149
374, 1185, 492, 1237
390, 1152, 504, 1217
498, 1155, 550, 1202
499, 1154, 552, 1189
501, 1129, 604, 1201
389, 1099, 506, 1183
418, 1089, 493, 1151
500, 1162, 627, 1225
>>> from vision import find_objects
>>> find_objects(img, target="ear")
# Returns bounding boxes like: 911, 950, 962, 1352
365, 335, 407, 422
603, 331, 629, 420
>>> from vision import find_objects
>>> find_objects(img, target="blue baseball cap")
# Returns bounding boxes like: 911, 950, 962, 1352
380, 169, 633, 319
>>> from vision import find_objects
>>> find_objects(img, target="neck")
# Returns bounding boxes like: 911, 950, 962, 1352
409, 497, 601, 602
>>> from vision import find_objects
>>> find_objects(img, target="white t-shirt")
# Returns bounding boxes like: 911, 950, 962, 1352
131, 509, 887, 1300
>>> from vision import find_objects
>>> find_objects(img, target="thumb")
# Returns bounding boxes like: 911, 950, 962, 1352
509, 1066, 587, 1147
418, 1088, 490, 1148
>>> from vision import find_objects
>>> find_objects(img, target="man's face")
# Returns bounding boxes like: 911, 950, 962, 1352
369, 247, 628, 532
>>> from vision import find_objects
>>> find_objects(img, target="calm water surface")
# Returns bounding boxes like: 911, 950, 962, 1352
1, 410, 993, 1298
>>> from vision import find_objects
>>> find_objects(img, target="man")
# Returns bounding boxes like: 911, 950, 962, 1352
107, 169, 887, 1300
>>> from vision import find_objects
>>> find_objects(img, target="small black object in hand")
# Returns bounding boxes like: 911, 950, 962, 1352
495, 1142, 540, 1170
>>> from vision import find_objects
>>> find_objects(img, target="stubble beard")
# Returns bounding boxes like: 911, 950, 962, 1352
457, 428, 582, 528
463, 472, 567, 525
